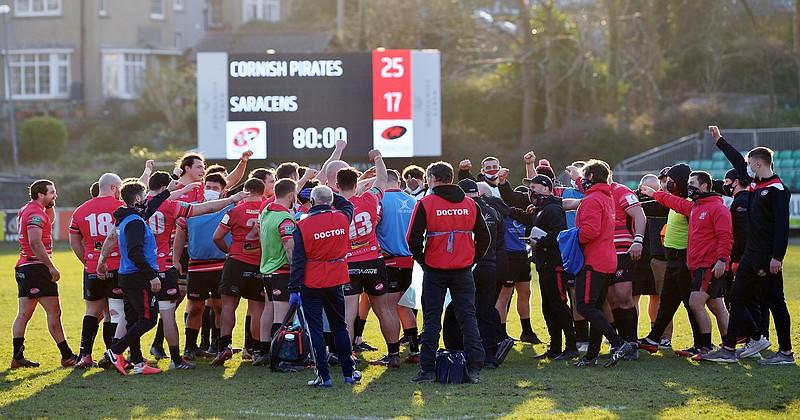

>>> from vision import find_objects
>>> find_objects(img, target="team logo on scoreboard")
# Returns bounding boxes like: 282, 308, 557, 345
226, 121, 267, 159
381, 125, 407, 140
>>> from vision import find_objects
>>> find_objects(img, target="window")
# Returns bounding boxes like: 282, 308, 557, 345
243, 0, 280, 23
207, 0, 223, 28
150, 0, 164, 19
5, 51, 70, 99
174, 0, 183, 11
102, 53, 147, 99
174, 31, 183, 49
14, 0, 62, 17
98, 0, 108, 16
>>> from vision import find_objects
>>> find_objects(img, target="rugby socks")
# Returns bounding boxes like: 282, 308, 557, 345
404, 327, 419, 353
574, 320, 589, 342
388, 342, 400, 356
260, 340, 271, 355
219, 335, 233, 349
102, 322, 116, 349
521, 318, 533, 335
244, 315, 253, 351
185, 328, 199, 351
169, 345, 182, 365
211, 327, 221, 352
200, 306, 212, 349
500, 323, 508, 339
354, 317, 367, 343
700, 333, 713, 349
12, 337, 25, 360
79, 316, 100, 357
152, 319, 165, 348
57, 340, 75, 359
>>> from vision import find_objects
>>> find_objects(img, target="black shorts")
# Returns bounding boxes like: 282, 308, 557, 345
386, 266, 412, 294
220, 259, 265, 301
263, 273, 289, 302
157, 268, 181, 302
691, 268, 725, 299
187, 269, 222, 301
15, 264, 58, 299
505, 251, 531, 287
631, 259, 657, 296
178, 249, 190, 281
83, 270, 123, 301
495, 249, 510, 287
612, 254, 636, 284
344, 259, 388, 297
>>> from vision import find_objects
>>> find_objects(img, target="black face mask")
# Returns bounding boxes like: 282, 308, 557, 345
530, 192, 548, 207
636, 191, 649, 201
666, 181, 677, 194
687, 185, 701, 200
723, 183, 734, 197
581, 177, 595, 192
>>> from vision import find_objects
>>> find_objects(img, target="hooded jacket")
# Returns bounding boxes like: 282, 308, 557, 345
653, 191, 733, 271
407, 184, 490, 270
574, 183, 616, 274
113, 189, 169, 279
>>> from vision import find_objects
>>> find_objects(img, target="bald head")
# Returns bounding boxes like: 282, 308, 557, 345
325, 160, 349, 187
477, 182, 493, 197
98, 173, 122, 198
639, 174, 660, 191
311, 185, 334, 206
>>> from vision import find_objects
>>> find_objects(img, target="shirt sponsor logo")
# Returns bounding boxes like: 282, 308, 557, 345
435, 209, 469, 216
314, 228, 346, 240
29, 288, 40, 294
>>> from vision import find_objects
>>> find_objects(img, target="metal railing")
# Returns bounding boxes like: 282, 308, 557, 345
614, 128, 800, 184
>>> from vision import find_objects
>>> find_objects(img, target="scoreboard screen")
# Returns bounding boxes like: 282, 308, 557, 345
197, 50, 441, 160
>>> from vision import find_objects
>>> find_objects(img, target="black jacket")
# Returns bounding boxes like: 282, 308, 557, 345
640, 197, 669, 260
407, 184, 491, 270
475, 197, 502, 267
730, 190, 749, 263
717, 137, 791, 264
112, 189, 170, 279
505, 195, 565, 271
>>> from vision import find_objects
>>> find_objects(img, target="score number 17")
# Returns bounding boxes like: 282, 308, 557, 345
381, 56, 404, 113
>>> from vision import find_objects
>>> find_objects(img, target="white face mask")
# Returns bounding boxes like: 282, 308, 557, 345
204, 190, 220, 201
747, 165, 757, 180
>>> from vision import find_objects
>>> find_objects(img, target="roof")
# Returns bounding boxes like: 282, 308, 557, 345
194, 31, 333, 56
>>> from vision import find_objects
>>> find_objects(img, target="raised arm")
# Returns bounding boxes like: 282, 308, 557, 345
370, 150, 388, 191
317, 139, 347, 186
138, 160, 155, 186
710, 125, 751, 184
225, 150, 253, 192
524, 151, 537, 179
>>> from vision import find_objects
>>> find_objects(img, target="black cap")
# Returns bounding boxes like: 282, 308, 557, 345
522, 174, 553, 190
457, 179, 479, 194
658, 166, 671, 179
724, 168, 741, 181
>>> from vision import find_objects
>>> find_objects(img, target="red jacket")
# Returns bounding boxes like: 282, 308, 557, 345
574, 183, 616, 274
653, 192, 733, 271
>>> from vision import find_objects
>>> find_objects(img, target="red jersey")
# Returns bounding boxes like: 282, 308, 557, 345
16, 201, 53, 268
346, 188, 383, 263
175, 183, 204, 204
259, 195, 276, 212
147, 198, 193, 271
610, 182, 640, 255
220, 200, 262, 266
69, 196, 124, 273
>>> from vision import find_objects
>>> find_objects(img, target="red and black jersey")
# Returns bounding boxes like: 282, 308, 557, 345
16, 201, 54, 268
346, 188, 383, 262
147, 198, 193, 271
220, 200, 262, 266
69, 196, 124, 273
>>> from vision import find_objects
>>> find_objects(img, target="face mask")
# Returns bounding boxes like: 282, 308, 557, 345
687, 185, 701, 200
530, 193, 547, 207
204, 190, 220, 201
483, 170, 499, 180
581, 177, 595, 192
666, 181, 677, 194
636, 191, 649, 201
747, 166, 757, 180
723, 183, 734, 197
570, 179, 578, 189
134, 200, 148, 214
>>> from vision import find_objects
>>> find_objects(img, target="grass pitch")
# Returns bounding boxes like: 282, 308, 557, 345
1, 243, 799, 419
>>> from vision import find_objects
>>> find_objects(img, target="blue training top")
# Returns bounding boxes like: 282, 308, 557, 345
186, 204, 233, 261
377, 189, 414, 257
561, 187, 584, 229
504, 216, 528, 253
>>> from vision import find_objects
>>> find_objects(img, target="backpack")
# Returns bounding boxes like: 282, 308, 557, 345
435, 349, 468, 384
557, 227, 585, 276
270, 303, 312, 372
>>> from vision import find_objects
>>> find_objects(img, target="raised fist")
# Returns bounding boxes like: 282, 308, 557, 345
523, 152, 536, 165
240, 150, 254, 161
368, 149, 382, 163
335, 138, 348, 150
708, 126, 722, 142
145, 160, 155, 172
459, 159, 472, 171
498, 168, 509, 184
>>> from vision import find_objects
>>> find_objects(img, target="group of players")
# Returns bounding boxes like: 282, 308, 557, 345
10, 124, 794, 382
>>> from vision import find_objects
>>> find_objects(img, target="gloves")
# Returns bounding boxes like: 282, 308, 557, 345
289, 292, 302, 307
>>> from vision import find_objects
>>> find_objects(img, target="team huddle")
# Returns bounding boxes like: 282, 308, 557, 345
10, 125, 794, 387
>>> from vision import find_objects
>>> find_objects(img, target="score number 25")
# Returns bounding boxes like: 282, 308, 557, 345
380, 57, 404, 113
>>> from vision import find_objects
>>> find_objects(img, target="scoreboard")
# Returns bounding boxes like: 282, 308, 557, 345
197, 50, 441, 160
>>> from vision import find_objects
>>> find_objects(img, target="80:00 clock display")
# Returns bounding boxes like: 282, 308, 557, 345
292, 127, 347, 149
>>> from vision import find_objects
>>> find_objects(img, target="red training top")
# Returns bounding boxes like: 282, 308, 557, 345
575, 183, 617, 274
